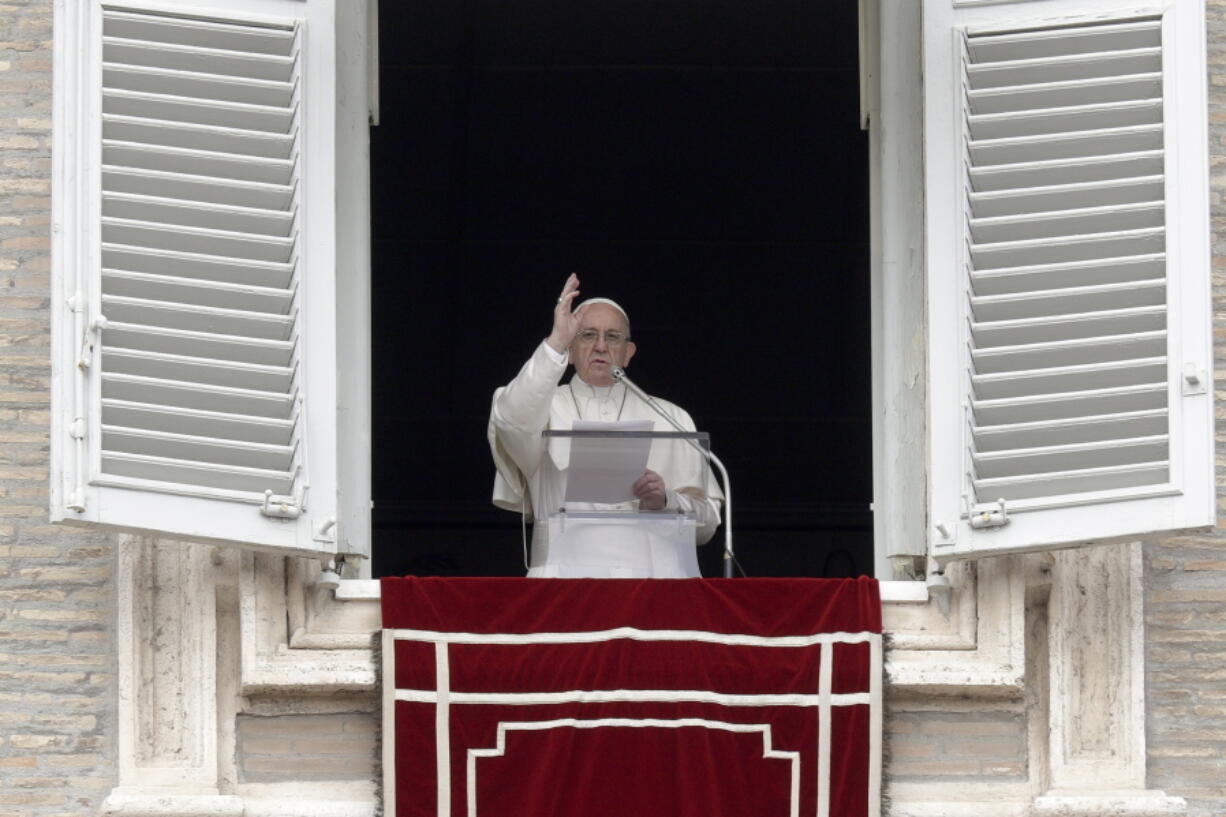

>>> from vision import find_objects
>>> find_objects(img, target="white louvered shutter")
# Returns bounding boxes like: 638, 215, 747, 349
923, 0, 1214, 562
52, 0, 349, 557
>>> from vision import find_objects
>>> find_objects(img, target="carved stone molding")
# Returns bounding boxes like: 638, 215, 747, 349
886, 556, 1027, 694
100, 792, 243, 817
883, 544, 1186, 816
1032, 542, 1185, 816
101, 536, 239, 817
112, 536, 221, 788
239, 552, 376, 695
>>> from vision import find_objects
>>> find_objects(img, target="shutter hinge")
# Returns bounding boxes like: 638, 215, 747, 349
261, 489, 302, 519
69, 417, 86, 440
969, 497, 1009, 529
77, 316, 108, 370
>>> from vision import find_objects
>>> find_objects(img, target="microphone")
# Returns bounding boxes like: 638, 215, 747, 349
610, 366, 736, 578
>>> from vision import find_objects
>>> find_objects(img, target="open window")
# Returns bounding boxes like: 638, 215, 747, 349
368, 0, 874, 578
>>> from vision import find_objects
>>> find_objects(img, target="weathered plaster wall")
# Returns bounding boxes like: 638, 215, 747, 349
0, 1, 120, 814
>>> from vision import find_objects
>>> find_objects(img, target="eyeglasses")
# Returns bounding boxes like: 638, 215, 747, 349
575, 329, 629, 347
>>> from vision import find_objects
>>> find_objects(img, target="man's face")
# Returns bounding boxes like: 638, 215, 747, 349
569, 303, 636, 387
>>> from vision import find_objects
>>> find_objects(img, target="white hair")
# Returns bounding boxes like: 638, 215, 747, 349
575, 297, 631, 335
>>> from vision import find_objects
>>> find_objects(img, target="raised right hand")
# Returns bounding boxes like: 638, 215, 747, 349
546, 273, 586, 354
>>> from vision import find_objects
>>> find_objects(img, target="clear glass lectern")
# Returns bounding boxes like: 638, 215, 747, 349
537, 429, 712, 578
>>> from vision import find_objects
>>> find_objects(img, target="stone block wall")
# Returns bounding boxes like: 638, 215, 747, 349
0, 2, 119, 815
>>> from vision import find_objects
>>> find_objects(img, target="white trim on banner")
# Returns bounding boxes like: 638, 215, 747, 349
386, 627, 882, 817
466, 719, 801, 817
389, 627, 879, 648
395, 688, 873, 707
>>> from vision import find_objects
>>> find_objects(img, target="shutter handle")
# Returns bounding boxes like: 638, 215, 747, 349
261, 489, 302, 519
1184, 363, 1207, 396
77, 315, 108, 370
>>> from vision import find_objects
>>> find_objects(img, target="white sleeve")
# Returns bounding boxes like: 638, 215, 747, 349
490, 340, 568, 478
657, 403, 723, 546
665, 488, 723, 546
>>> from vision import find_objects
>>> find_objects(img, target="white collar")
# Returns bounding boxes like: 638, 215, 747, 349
569, 375, 624, 400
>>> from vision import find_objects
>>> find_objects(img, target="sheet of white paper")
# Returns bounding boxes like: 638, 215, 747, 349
562, 420, 654, 503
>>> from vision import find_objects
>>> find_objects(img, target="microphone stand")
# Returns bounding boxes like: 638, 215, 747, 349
611, 367, 735, 578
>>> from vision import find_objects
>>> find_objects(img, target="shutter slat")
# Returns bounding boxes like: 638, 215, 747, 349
102, 114, 294, 159
102, 373, 294, 419
971, 357, 1166, 400
970, 202, 1163, 244
102, 36, 295, 82
102, 348, 294, 392
970, 254, 1165, 296
102, 294, 294, 340
101, 451, 295, 495
972, 461, 1169, 502
971, 331, 1167, 375
103, 10, 295, 56
103, 268, 293, 314
103, 141, 293, 185
971, 383, 1167, 427
967, 20, 1160, 62
970, 279, 1165, 321
967, 74, 1161, 116
971, 305, 1165, 348
102, 399, 294, 446
973, 435, 1168, 479
969, 125, 1162, 167
969, 151, 1163, 192
102, 425, 295, 471
970, 177, 1163, 218
971, 228, 1165, 270
969, 99, 1163, 140
103, 192, 294, 237
101, 244, 293, 289
102, 61, 294, 106
974, 409, 1169, 452
102, 218, 294, 262
103, 87, 294, 133
966, 48, 1161, 89
102, 321, 293, 367
102, 166, 293, 211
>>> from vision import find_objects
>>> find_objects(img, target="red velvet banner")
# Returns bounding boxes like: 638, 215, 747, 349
381, 577, 882, 817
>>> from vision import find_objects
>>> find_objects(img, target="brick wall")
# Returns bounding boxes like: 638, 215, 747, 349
1145, 536, 1226, 816
0, 2, 118, 814
885, 704, 1027, 782
1142, 4, 1226, 816
236, 713, 379, 783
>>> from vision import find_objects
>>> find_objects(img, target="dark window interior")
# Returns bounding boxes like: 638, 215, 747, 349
371, 0, 871, 578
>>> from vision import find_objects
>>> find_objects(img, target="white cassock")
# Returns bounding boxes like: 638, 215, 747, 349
488, 340, 723, 578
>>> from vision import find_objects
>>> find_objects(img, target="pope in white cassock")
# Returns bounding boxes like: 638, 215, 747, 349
488, 274, 724, 578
